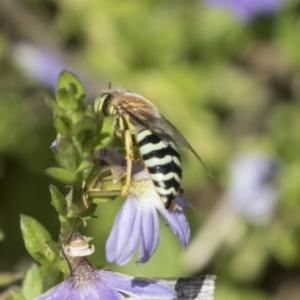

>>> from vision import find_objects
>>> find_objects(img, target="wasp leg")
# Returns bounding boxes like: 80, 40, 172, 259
82, 166, 110, 208
122, 129, 133, 196
83, 188, 119, 208
88, 188, 121, 197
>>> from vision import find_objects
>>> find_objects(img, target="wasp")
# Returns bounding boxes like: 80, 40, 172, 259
93, 88, 210, 208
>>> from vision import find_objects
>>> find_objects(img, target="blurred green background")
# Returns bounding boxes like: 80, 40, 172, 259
1, 0, 300, 299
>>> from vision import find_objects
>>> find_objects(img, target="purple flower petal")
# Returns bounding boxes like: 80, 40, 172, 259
50, 140, 57, 149
106, 168, 191, 265
35, 279, 124, 300
37, 269, 175, 300
137, 199, 160, 264
173, 194, 190, 211
100, 270, 176, 299
37, 231, 176, 300
12, 43, 67, 90
35, 280, 73, 300
89, 281, 124, 300
106, 195, 142, 265
156, 195, 190, 249
226, 153, 280, 224
37, 271, 176, 300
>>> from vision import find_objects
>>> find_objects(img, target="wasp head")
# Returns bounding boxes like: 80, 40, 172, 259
94, 92, 113, 117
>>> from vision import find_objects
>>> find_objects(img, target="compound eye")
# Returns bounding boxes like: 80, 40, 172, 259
94, 92, 112, 116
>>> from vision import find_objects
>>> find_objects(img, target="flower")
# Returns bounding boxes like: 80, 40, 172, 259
92, 148, 190, 265
226, 152, 280, 225
181, 152, 280, 273
105, 168, 190, 266
11, 43, 67, 90
204, 0, 283, 22
35, 233, 176, 300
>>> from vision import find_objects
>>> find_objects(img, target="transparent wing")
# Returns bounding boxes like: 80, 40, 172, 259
121, 103, 213, 177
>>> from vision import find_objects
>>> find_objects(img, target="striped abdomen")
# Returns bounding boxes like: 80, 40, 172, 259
136, 128, 182, 208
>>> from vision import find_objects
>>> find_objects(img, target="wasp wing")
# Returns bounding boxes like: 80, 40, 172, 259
121, 103, 213, 177
156, 114, 213, 177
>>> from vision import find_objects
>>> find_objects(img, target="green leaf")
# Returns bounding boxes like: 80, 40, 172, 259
45, 167, 77, 184
72, 116, 97, 135
54, 138, 78, 172
19, 228, 59, 292
49, 185, 66, 216
56, 88, 78, 112
85, 104, 96, 118
20, 215, 53, 263
84, 116, 115, 153
56, 70, 85, 107
43, 240, 59, 263
53, 116, 70, 136
98, 115, 115, 146
57, 70, 85, 99
21, 264, 43, 300
76, 160, 92, 173
43, 94, 63, 116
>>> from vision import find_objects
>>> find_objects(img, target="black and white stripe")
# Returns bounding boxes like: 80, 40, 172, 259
136, 128, 182, 208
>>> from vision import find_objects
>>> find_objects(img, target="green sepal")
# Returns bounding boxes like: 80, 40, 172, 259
56, 71, 85, 109
54, 138, 78, 172
21, 264, 43, 300
49, 184, 66, 216
45, 167, 77, 184
20, 215, 54, 263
